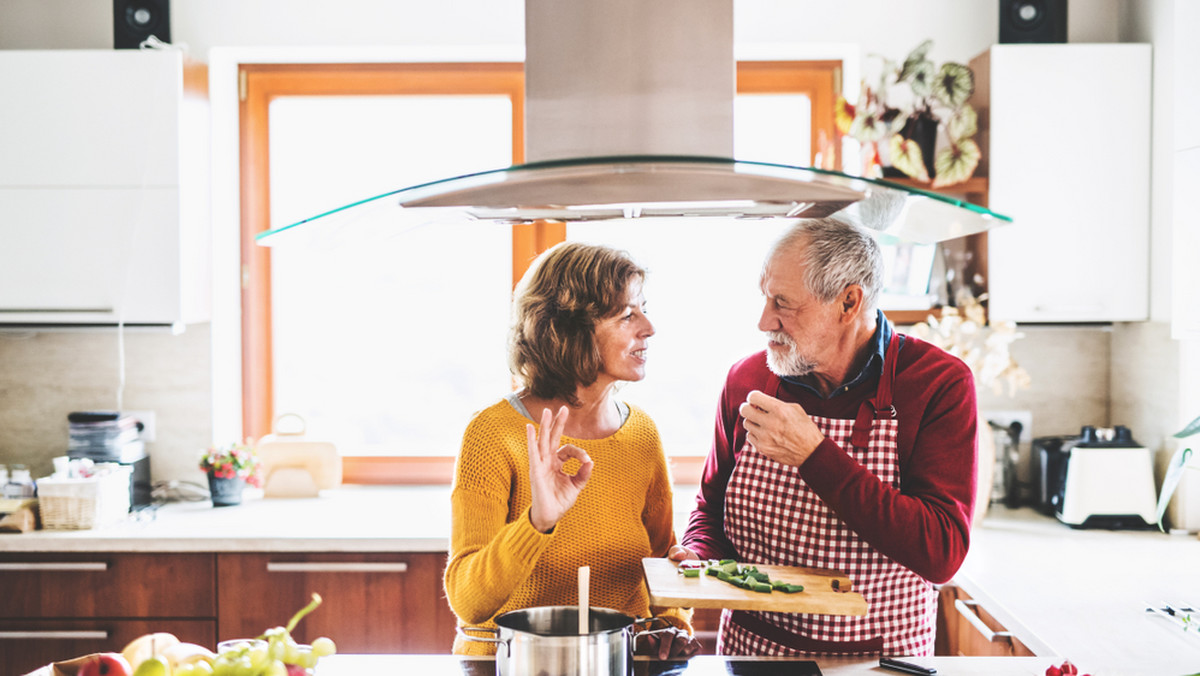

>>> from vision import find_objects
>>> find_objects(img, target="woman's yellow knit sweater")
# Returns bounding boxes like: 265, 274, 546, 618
444, 398, 692, 655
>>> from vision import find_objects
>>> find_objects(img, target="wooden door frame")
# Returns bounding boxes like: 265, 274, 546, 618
238, 62, 525, 451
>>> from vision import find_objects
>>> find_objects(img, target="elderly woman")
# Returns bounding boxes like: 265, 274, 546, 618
444, 241, 699, 659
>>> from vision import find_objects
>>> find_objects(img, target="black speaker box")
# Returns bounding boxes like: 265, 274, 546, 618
113, 0, 171, 49
999, 0, 1067, 44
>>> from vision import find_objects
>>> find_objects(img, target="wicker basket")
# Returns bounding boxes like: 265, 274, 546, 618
36, 466, 132, 530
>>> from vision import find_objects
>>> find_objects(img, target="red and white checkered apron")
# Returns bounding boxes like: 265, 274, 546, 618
719, 334, 937, 656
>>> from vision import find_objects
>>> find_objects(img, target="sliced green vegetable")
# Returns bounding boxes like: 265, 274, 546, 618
679, 567, 700, 578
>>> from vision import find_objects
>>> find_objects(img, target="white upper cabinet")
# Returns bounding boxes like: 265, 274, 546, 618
974, 44, 1151, 323
0, 49, 210, 327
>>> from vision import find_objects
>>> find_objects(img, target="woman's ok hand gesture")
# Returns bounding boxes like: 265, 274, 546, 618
527, 405, 594, 533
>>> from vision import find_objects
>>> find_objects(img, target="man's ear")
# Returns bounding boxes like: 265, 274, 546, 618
840, 285, 864, 320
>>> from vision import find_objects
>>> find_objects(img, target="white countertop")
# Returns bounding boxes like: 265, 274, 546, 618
5, 486, 1200, 674
957, 505, 1200, 675
1, 485, 453, 552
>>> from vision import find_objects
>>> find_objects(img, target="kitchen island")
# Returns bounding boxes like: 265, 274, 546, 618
5, 486, 1200, 674
314, 654, 1047, 675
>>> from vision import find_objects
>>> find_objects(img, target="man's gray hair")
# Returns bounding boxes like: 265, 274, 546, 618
767, 218, 885, 313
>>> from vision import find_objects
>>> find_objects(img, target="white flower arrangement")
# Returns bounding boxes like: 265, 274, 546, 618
908, 289, 1031, 396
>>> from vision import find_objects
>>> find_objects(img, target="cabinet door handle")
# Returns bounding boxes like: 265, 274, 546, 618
0, 562, 108, 572
954, 599, 1013, 644
0, 630, 110, 640
266, 562, 409, 573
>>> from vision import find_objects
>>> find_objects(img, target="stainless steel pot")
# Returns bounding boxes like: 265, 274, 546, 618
458, 606, 669, 676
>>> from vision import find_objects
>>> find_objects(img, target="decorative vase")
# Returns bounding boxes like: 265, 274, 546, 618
207, 473, 245, 507
899, 110, 939, 180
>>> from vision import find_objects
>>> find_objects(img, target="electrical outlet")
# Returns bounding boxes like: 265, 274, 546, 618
126, 410, 156, 442
982, 409, 1033, 442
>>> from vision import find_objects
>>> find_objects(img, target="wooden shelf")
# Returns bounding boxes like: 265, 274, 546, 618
877, 176, 989, 206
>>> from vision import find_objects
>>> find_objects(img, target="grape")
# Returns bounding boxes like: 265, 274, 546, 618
213, 594, 332, 676
310, 637, 336, 658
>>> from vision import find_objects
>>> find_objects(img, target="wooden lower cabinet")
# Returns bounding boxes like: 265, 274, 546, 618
936, 585, 1036, 657
216, 552, 457, 654
0, 553, 217, 675
690, 607, 721, 654
0, 619, 216, 676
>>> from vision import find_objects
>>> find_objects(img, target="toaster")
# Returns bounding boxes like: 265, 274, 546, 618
1040, 425, 1157, 529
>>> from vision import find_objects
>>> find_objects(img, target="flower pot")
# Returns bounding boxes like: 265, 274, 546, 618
899, 111, 939, 180
207, 473, 245, 507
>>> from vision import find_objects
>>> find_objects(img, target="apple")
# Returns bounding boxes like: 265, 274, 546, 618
131, 655, 169, 676
121, 632, 180, 670
77, 653, 133, 676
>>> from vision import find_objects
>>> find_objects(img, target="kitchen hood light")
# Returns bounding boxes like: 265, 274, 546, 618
255, 0, 1010, 248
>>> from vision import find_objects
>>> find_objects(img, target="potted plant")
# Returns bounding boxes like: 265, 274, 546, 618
838, 39, 981, 187
1155, 413, 1200, 532
199, 441, 262, 507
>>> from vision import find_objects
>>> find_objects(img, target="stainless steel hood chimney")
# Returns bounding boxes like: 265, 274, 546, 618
257, 0, 1008, 247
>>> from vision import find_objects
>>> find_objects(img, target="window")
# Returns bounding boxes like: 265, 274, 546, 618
240, 61, 841, 483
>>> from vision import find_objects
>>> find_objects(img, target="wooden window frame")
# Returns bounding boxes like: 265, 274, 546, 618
239, 60, 845, 485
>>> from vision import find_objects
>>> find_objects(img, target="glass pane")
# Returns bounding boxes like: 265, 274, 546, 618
734, 93, 812, 166
567, 219, 791, 457
269, 95, 514, 456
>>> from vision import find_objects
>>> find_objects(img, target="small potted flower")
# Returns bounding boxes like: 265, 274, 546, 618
199, 441, 262, 507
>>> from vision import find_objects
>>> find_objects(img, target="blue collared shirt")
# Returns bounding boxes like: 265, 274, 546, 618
781, 309, 895, 399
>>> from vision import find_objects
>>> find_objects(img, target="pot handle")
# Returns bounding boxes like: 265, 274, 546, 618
456, 625, 504, 645
630, 615, 676, 639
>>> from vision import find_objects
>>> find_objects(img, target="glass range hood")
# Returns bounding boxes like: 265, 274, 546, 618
255, 155, 1009, 248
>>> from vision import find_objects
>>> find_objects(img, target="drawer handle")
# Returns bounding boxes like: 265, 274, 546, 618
266, 562, 409, 573
954, 599, 1013, 644
0, 308, 114, 314
0, 562, 108, 572
0, 630, 110, 640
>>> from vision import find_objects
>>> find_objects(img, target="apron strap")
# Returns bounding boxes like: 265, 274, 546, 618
849, 332, 902, 451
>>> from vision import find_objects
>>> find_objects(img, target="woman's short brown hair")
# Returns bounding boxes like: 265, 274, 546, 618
509, 242, 645, 406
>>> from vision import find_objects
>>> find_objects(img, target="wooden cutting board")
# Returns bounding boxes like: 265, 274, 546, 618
642, 558, 869, 616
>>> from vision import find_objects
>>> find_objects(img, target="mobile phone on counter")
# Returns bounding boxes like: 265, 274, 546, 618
879, 657, 937, 675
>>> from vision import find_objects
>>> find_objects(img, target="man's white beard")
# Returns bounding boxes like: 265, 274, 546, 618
765, 331, 816, 377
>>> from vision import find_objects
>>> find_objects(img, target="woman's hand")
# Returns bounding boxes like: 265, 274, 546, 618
636, 627, 703, 660
527, 405, 594, 533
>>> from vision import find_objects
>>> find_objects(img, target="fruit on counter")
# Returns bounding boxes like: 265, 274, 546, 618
77, 653, 134, 676
122, 632, 181, 670
211, 593, 337, 676
131, 656, 169, 676
162, 642, 218, 670
174, 663, 216, 676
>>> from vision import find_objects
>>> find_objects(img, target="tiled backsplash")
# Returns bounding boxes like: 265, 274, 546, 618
0, 323, 1114, 484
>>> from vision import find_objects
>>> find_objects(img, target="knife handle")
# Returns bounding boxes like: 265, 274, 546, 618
879, 657, 937, 675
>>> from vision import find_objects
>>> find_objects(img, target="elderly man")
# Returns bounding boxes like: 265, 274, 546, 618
670, 217, 977, 656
